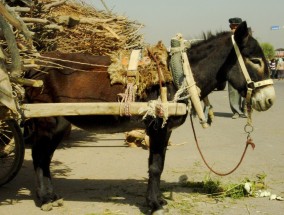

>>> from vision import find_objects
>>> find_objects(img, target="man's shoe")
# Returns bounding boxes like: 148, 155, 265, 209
232, 113, 239, 119
240, 113, 247, 118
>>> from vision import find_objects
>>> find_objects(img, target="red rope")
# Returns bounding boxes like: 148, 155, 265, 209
190, 115, 255, 176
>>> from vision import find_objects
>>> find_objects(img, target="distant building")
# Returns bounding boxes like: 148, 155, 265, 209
275, 48, 284, 58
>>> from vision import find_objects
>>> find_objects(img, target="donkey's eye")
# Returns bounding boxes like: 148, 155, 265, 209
250, 58, 261, 66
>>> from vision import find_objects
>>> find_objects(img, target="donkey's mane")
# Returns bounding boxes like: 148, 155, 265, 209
191, 31, 230, 48
187, 31, 231, 64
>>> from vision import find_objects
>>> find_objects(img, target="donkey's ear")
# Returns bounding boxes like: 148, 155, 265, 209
234, 21, 249, 46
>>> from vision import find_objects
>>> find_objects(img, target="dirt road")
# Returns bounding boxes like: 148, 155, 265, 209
0, 81, 283, 215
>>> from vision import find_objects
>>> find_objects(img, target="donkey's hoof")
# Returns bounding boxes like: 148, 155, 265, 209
41, 202, 53, 211
152, 209, 165, 215
52, 198, 64, 207
159, 198, 168, 206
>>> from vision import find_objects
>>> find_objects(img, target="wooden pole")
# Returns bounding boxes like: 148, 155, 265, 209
21, 102, 187, 118
182, 52, 209, 128
9, 77, 43, 87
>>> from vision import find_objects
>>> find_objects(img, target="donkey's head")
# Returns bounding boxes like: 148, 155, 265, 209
227, 21, 275, 111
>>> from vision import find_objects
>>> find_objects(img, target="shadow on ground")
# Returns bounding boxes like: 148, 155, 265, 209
0, 158, 206, 214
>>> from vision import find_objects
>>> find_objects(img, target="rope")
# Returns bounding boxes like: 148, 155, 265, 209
190, 115, 255, 176
173, 83, 191, 102
38, 55, 109, 68
118, 83, 136, 116
246, 102, 253, 127
35, 62, 108, 73
139, 99, 168, 128
139, 100, 157, 119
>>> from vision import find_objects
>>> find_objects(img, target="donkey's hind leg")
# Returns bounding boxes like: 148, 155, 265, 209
31, 117, 69, 210
146, 124, 172, 214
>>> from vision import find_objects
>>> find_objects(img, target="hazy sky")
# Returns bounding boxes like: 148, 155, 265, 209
84, 0, 284, 49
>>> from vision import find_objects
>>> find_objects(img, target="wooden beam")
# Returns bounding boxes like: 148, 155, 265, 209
9, 76, 43, 87
21, 102, 187, 118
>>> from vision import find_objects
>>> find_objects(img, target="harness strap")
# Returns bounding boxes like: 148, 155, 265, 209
231, 35, 273, 104
231, 35, 252, 83
250, 79, 273, 89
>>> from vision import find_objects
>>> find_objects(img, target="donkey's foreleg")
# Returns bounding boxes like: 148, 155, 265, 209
146, 125, 171, 214
31, 117, 67, 210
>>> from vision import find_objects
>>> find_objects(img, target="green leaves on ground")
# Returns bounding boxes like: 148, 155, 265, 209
180, 173, 267, 199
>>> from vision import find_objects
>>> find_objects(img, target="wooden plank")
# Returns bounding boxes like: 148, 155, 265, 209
21, 102, 187, 118
128, 49, 141, 71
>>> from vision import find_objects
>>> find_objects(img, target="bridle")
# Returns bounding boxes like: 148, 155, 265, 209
231, 35, 273, 106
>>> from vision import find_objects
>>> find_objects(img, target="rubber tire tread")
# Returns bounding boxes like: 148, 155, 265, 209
169, 52, 184, 88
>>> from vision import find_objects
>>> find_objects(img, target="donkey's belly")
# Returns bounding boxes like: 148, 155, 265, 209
65, 115, 145, 133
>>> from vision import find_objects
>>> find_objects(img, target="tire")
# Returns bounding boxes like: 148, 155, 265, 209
0, 119, 25, 186
169, 51, 184, 89
169, 38, 185, 89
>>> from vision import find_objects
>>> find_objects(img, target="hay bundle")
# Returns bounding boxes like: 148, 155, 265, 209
26, 0, 145, 55
0, 0, 147, 83
125, 129, 149, 149
1, 0, 145, 55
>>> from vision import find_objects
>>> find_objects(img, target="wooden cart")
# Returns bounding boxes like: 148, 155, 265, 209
0, 65, 187, 186
0, 1, 187, 186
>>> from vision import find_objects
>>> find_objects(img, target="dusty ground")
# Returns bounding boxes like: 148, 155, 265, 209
0, 81, 284, 215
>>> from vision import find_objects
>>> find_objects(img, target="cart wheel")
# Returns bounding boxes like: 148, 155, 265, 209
0, 119, 24, 186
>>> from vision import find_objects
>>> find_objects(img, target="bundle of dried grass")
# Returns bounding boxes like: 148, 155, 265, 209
125, 129, 149, 149
0, 0, 146, 83
28, 0, 145, 55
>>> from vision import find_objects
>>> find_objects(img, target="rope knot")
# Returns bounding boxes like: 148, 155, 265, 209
139, 99, 168, 128
246, 138, 256, 150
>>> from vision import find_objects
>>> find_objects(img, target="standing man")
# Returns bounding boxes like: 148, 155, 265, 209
276, 58, 284, 80
228, 17, 247, 119
270, 59, 277, 79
